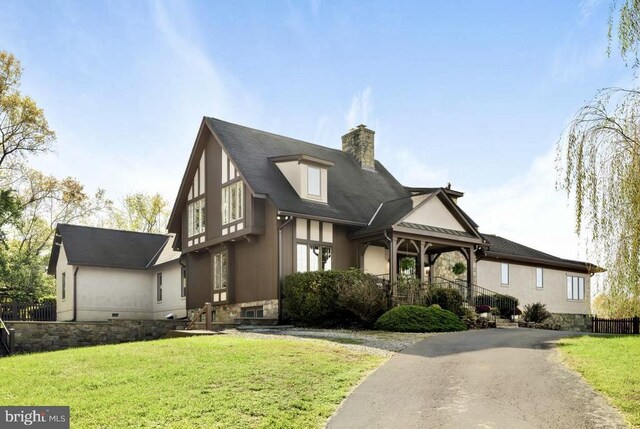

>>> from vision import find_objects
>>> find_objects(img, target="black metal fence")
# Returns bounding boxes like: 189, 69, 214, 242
592, 316, 640, 334
0, 301, 56, 321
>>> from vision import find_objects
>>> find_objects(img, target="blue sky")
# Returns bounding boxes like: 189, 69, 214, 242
0, 0, 633, 259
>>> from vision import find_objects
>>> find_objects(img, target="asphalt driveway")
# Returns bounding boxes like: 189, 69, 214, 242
327, 329, 626, 429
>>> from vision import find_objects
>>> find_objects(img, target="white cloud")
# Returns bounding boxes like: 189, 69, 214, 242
460, 147, 585, 261
578, 0, 603, 25
345, 87, 373, 129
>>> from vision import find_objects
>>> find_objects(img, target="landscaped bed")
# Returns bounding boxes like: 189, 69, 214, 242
0, 335, 385, 428
558, 335, 640, 428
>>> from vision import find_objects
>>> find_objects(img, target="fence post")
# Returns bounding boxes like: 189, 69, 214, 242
592, 316, 597, 333
8, 328, 14, 355
205, 302, 212, 331
633, 316, 639, 335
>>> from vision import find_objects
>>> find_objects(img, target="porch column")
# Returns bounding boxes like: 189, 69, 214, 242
357, 243, 368, 271
390, 235, 398, 296
468, 246, 477, 285
418, 240, 427, 284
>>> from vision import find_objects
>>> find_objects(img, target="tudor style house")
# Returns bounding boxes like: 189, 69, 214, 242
168, 118, 601, 322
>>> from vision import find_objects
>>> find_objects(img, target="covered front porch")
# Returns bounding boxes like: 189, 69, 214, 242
352, 223, 486, 301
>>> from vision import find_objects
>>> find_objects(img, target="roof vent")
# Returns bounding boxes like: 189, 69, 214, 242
341, 124, 375, 170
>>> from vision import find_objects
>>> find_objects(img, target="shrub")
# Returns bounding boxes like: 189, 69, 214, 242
461, 307, 477, 329
282, 271, 341, 327
476, 304, 491, 314
335, 269, 388, 325
374, 305, 466, 332
425, 287, 465, 317
523, 302, 552, 323
429, 304, 442, 309
283, 269, 388, 327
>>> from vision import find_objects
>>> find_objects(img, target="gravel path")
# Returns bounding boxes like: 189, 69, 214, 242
222, 327, 435, 356
326, 329, 627, 429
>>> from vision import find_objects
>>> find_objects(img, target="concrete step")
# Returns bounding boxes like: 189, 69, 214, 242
233, 317, 279, 327
165, 330, 222, 339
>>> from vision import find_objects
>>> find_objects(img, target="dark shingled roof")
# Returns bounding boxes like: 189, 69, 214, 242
47, 224, 174, 274
482, 234, 602, 273
206, 117, 410, 225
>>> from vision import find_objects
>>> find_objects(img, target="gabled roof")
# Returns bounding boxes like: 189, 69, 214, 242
481, 234, 603, 273
168, 118, 411, 232
47, 224, 179, 274
355, 189, 483, 242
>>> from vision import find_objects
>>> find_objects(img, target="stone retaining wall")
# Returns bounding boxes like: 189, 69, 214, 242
518, 313, 592, 332
7, 319, 188, 353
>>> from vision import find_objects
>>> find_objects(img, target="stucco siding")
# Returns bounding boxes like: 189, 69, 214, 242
75, 267, 153, 321
403, 197, 465, 231
56, 243, 74, 321
364, 245, 389, 276
151, 262, 186, 319
477, 260, 591, 314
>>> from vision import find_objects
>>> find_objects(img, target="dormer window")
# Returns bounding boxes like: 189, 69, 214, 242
307, 166, 321, 197
271, 154, 334, 204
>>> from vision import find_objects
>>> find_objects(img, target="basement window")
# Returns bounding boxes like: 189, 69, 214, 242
241, 306, 264, 318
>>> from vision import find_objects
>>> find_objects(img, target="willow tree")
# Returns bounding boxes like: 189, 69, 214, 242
558, 87, 640, 317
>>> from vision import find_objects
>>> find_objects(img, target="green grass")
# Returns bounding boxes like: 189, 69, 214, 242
558, 335, 640, 428
0, 336, 384, 428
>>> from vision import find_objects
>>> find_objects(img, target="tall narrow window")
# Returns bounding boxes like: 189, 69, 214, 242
501, 263, 509, 285
157, 273, 163, 302
62, 272, 66, 300
307, 166, 321, 196
536, 268, 543, 289
181, 267, 187, 298
222, 181, 243, 225
187, 198, 206, 237
213, 251, 228, 290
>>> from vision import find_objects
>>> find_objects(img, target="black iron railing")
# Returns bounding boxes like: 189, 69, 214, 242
375, 274, 519, 322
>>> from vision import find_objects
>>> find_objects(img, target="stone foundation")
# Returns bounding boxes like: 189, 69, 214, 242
8, 319, 188, 353
189, 299, 279, 323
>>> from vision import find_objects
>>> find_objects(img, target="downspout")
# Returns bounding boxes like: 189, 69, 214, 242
72, 267, 79, 322
277, 216, 294, 323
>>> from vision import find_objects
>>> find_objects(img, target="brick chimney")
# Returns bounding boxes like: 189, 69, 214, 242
341, 124, 375, 170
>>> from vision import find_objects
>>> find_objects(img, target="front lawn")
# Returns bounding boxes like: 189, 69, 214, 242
558, 335, 640, 428
0, 335, 384, 428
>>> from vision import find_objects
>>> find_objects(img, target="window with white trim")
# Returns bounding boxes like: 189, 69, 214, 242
567, 276, 585, 300
501, 263, 509, 285
222, 181, 243, 225
213, 251, 228, 290
297, 244, 332, 272
187, 198, 206, 237
307, 166, 321, 196
536, 268, 543, 289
